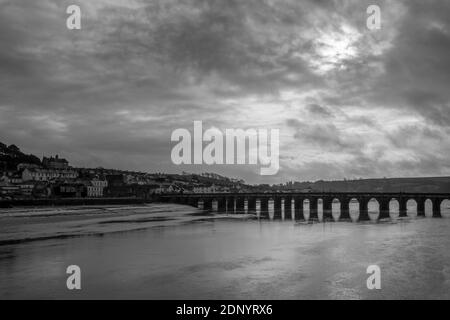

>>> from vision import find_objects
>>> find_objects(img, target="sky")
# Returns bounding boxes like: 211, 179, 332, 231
1, 0, 450, 184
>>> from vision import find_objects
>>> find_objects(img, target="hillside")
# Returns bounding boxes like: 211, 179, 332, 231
281, 177, 450, 193
0, 142, 41, 171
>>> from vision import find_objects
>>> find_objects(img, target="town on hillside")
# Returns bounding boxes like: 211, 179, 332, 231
2, 141, 450, 201
0, 142, 249, 200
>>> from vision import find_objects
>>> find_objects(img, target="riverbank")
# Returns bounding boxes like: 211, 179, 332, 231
0, 203, 254, 245
0, 197, 149, 208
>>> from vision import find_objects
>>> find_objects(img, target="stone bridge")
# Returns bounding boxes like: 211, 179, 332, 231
157, 192, 450, 221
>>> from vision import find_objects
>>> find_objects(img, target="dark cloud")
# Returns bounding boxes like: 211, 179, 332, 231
305, 104, 333, 118
286, 118, 364, 153
0, 0, 449, 183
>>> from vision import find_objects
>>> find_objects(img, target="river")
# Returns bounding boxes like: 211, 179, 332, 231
0, 203, 449, 299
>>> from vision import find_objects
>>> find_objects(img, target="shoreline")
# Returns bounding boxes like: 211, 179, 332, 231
0, 203, 254, 245
0, 197, 149, 208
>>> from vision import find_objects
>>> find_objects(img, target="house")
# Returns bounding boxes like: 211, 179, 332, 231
33, 183, 52, 198
106, 174, 125, 187
154, 183, 183, 194
22, 168, 78, 182
86, 176, 108, 197
17, 163, 41, 171
0, 172, 23, 184
42, 155, 70, 169
17, 182, 35, 196
53, 183, 86, 198
0, 185, 20, 197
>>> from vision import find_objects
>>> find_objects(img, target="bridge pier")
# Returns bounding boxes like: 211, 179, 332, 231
432, 198, 442, 218
273, 197, 282, 220
260, 198, 269, 218
294, 198, 304, 220
379, 199, 390, 219
235, 197, 245, 213
359, 200, 370, 221
248, 197, 257, 212
322, 198, 332, 221
224, 197, 233, 212
285, 197, 292, 220
417, 199, 425, 217
399, 199, 407, 217
203, 198, 213, 210
187, 197, 198, 207
340, 199, 350, 220
309, 198, 318, 221
217, 198, 227, 212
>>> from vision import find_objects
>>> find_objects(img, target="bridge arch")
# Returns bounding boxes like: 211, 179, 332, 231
368, 198, 380, 220
211, 198, 219, 211
317, 198, 324, 222
290, 197, 296, 221
425, 199, 433, 217
159, 193, 448, 221
303, 199, 310, 220
332, 198, 341, 221
268, 198, 275, 220
389, 198, 399, 218
407, 199, 417, 217
441, 199, 450, 218
349, 198, 359, 222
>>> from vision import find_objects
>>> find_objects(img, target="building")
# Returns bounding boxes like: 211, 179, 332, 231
106, 174, 125, 187
22, 168, 78, 182
86, 177, 108, 197
17, 163, 41, 171
17, 182, 35, 196
53, 183, 86, 198
0, 172, 23, 184
0, 179, 35, 198
0, 185, 20, 198
42, 155, 69, 170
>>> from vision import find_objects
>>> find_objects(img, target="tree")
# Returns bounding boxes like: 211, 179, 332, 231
8, 144, 20, 153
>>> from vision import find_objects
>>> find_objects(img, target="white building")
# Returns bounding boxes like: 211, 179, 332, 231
22, 168, 78, 182
86, 177, 108, 197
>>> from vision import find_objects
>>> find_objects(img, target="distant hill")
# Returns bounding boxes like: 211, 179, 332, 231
0, 142, 41, 171
282, 177, 450, 193
2, 141, 450, 193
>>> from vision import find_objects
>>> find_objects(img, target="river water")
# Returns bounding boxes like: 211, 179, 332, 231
0, 203, 450, 299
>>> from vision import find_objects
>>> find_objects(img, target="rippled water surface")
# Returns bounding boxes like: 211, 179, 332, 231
1, 204, 450, 299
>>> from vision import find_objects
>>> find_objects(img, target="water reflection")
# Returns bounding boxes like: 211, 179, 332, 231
349, 198, 359, 222
441, 199, 450, 217
425, 199, 433, 217
332, 199, 340, 222
2, 214, 450, 299
389, 199, 399, 219
303, 199, 310, 221
368, 198, 379, 221
407, 199, 417, 217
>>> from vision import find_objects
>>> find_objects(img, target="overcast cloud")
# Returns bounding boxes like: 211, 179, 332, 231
1, 0, 450, 183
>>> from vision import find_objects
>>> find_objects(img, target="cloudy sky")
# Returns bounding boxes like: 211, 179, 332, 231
1, 0, 450, 183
